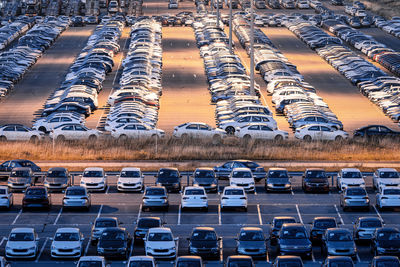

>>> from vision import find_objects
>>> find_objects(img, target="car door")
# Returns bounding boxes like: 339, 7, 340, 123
379, 126, 391, 138
16, 125, 31, 141
136, 124, 149, 138
366, 126, 380, 138
60, 125, 75, 139
0, 161, 10, 172
199, 124, 212, 138
48, 117, 61, 129
123, 125, 137, 138
185, 124, 199, 138
247, 125, 260, 138
237, 116, 251, 126
2, 126, 16, 140
307, 126, 321, 139
74, 125, 88, 139
321, 126, 333, 140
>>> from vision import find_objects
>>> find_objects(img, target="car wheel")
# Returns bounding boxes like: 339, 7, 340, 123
226, 126, 235, 135
88, 135, 97, 142
335, 135, 343, 141
118, 134, 127, 141
38, 126, 47, 133
151, 134, 158, 141
181, 133, 189, 139
212, 134, 221, 144
56, 135, 65, 142
0, 136, 7, 142
274, 135, 283, 141
303, 135, 312, 141
30, 135, 39, 143
243, 134, 251, 142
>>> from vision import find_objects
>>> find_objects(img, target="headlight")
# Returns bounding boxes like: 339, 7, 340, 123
146, 247, 152, 251
44, 181, 49, 184
28, 246, 36, 250
74, 246, 81, 250
171, 247, 176, 251
279, 245, 289, 249
118, 181, 122, 184
99, 182, 104, 185
156, 183, 162, 186
6, 246, 10, 250
267, 183, 273, 187
250, 182, 255, 185
377, 247, 385, 252
80, 181, 85, 184
98, 248, 104, 253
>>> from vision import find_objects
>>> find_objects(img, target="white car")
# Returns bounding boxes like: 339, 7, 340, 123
117, 167, 144, 192
144, 227, 177, 260
104, 117, 144, 132
220, 115, 277, 135
127, 256, 156, 267
50, 228, 84, 259
337, 168, 366, 191
80, 167, 107, 192
77, 256, 108, 267
294, 125, 348, 141
221, 186, 247, 211
235, 124, 288, 141
373, 168, 400, 192
5, 228, 39, 260
0, 124, 43, 142
296, 0, 309, 8
111, 123, 164, 140
0, 257, 10, 267
229, 168, 255, 192
50, 123, 101, 141
0, 186, 13, 209
173, 122, 226, 140
181, 186, 208, 211
376, 187, 400, 210
33, 115, 83, 133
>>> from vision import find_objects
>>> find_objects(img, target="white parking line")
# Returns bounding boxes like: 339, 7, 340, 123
0, 237, 5, 247
291, 190, 294, 196
53, 207, 63, 225
35, 237, 48, 263
129, 238, 134, 258
218, 204, 221, 225
12, 209, 22, 225
356, 252, 361, 262
295, 204, 303, 224
105, 185, 110, 194
254, 190, 257, 195
311, 250, 316, 262
176, 238, 179, 258
84, 238, 91, 256
177, 204, 181, 225
219, 237, 223, 262
373, 205, 384, 221
96, 205, 103, 219
257, 204, 263, 225
138, 204, 142, 220
334, 205, 345, 225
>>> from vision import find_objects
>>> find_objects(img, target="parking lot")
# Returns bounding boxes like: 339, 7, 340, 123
0, 172, 399, 266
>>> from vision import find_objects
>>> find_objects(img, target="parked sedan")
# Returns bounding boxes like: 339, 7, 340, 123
111, 123, 164, 140
337, 168, 366, 191
62, 186, 91, 210
235, 124, 288, 141
354, 217, 384, 242
269, 217, 297, 246
321, 228, 357, 258
0, 159, 41, 174
80, 167, 107, 192
214, 160, 266, 181
371, 227, 400, 256
310, 217, 338, 243
97, 227, 132, 259
229, 168, 255, 192
235, 227, 267, 258
50, 228, 84, 259
126, 256, 156, 267
371, 256, 400, 267
77, 256, 107, 267
142, 186, 169, 211
265, 168, 292, 192
340, 187, 370, 211
353, 125, 400, 139
295, 125, 348, 141
302, 168, 330, 193
22, 186, 51, 210
44, 167, 70, 192
50, 123, 101, 141
0, 124, 43, 142
226, 256, 255, 267
173, 122, 226, 141
144, 227, 177, 260
7, 167, 34, 192
376, 187, 400, 210
277, 223, 312, 259
155, 168, 181, 192
181, 186, 208, 211
134, 217, 163, 242
373, 168, 400, 192
192, 168, 218, 192
91, 217, 121, 245
0, 186, 13, 209
221, 186, 247, 211
273, 256, 303, 267
117, 167, 143, 192
5, 228, 39, 260
187, 227, 220, 259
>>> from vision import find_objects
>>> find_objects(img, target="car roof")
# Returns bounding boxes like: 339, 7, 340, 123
281, 223, 305, 228
48, 167, 68, 171
273, 216, 296, 221
232, 167, 251, 172
159, 167, 178, 171
377, 168, 398, 172
148, 227, 171, 233
268, 168, 287, 171
184, 186, 205, 191
241, 227, 263, 232
79, 256, 105, 261
12, 167, 32, 171
193, 227, 215, 232
359, 217, 382, 221
228, 255, 253, 260
305, 168, 325, 171
195, 167, 214, 171
177, 256, 202, 261
55, 227, 80, 233
224, 186, 245, 191
313, 217, 336, 221
340, 168, 361, 172
121, 167, 141, 172
84, 167, 104, 171
128, 256, 154, 261
11, 228, 35, 233
95, 217, 118, 222
326, 256, 353, 261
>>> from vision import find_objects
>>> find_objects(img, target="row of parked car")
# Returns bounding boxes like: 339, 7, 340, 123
0, 16, 69, 99
104, 18, 165, 140
0, 16, 34, 50
374, 16, 400, 39
232, 14, 347, 141
322, 19, 400, 77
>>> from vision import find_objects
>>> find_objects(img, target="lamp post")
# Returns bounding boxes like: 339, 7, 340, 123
229, 0, 233, 53
216, 0, 220, 28
250, 0, 255, 95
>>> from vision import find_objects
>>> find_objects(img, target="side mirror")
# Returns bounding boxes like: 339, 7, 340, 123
265, 237, 269, 241
119, 222, 124, 225
81, 237, 85, 241
49, 237, 54, 241
4, 237, 8, 241
180, 175, 183, 178
143, 238, 147, 241
174, 237, 179, 241
154, 175, 157, 178
36, 237, 40, 241
218, 237, 222, 241
187, 237, 190, 240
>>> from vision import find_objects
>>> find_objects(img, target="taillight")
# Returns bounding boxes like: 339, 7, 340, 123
221, 197, 228, 200
240, 197, 247, 200
160, 196, 167, 199
200, 197, 207, 200
381, 197, 389, 199
363, 197, 369, 199
81, 197, 88, 200
143, 196, 149, 199
0, 196, 8, 199
344, 197, 351, 200
182, 197, 189, 200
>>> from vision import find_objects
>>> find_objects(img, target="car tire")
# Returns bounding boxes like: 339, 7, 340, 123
243, 134, 251, 142
30, 135, 39, 143
226, 126, 235, 135
274, 135, 283, 141
56, 135, 65, 142
118, 134, 127, 141
38, 126, 47, 133
181, 133, 189, 139
88, 135, 97, 142
335, 135, 343, 141
303, 135, 312, 141
243, 207, 247, 212
0, 136, 7, 142
212, 134, 221, 144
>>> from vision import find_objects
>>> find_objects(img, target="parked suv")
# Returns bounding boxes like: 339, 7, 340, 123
278, 223, 312, 259
142, 186, 169, 211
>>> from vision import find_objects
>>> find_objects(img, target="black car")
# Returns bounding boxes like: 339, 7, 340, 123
213, 160, 266, 181
22, 186, 51, 210
371, 256, 400, 267
302, 168, 330, 193
310, 217, 338, 243
322, 256, 354, 267
155, 168, 181, 192
192, 168, 218, 192
353, 125, 400, 139
273, 256, 303, 267
269, 216, 297, 245
330, 0, 343, 5
97, 227, 131, 259
72, 16, 85, 27
371, 228, 400, 256
133, 217, 163, 242
226, 256, 254, 267
277, 223, 312, 259
0, 159, 40, 175
188, 227, 220, 259
176, 256, 202, 267
235, 227, 267, 258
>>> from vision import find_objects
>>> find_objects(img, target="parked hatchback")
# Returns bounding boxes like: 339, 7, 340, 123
265, 168, 291, 192
0, 186, 13, 209
188, 227, 220, 259
192, 168, 218, 192
5, 228, 39, 260
22, 186, 51, 210
321, 228, 357, 259
44, 167, 70, 192
134, 217, 163, 242
236, 227, 267, 258
310, 217, 338, 243
340, 187, 370, 211
62, 186, 91, 210
7, 167, 34, 192
371, 227, 400, 256
97, 227, 132, 259
269, 217, 297, 245
354, 217, 384, 242
142, 186, 169, 211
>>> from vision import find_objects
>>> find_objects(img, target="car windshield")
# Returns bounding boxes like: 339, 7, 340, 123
224, 189, 244, 195
232, 171, 252, 178
277, 260, 302, 267
54, 232, 80, 241
327, 231, 352, 241
66, 188, 86, 196
242, 162, 259, 169
19, 161, 35, 167
306, 171, 326, 178
342, 171, 362, 178
328, 261, 353, 267
379, 171, 399, 178
268, 170, 288, 178
47, 170, 67, 177
375, 260, 400, 267
228, 260, 253, 267
146, 188, 165, 196
177, 261, 201, 267
239, 231, 264, 241
138, 219, 160, 228
377, 231, 400, 241
185, 189, 205, 195
314, 220, 336, 229
282, 228, 307, 239
120, 171, 141, 178
0, 188, 6, 194
194, 170, 215, 178
360, 220, 382, 228
95, 220, 117, 228
10, 170, 30, 177
383, 189, 400, 195
78, 261, 102, 267
26, 189, 45, 196
83, 171, 103, 177
147, 232, 173, 241
129, 261, 153, 267
274, 219, 296, 228
347, 188, 367, 196
191, 230, 217, 241
101, 230, 125, 240
9, 232, 34, 241
158, 169, 179, 178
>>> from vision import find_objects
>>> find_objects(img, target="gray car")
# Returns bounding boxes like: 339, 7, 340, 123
322, 228, 357, 259
62, 186, 91, 210
340, 187, 370, 211
7, 167, 34, 192
44, 167, 70, 192
141, 186, 169, 211
354, 217, 384, 242
90, 217, 120, 245
192, 168, 218, 192
236, 227, 267, 258
265, 168, 292, 192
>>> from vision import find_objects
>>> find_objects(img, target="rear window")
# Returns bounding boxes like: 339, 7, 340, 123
129, 261, 153, 267
360, 220, 382, 228
96, 220, 117, 228
177, 261, 201, 267
314, 220, 336, 229
66, 188, 85, 196
185, 189, 205, 195
228, 259, 253, 267
138, 219, 160, 228
26, 188, 46, 196
146, 188, 165, 195
225, 189, 244, 195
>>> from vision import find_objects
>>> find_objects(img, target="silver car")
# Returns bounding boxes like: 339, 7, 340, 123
44, 167, 70, 192
7, 167, 34, 192
321, 228, 356, 258
62, 186, 91, 210
354, 217, 384, 242
0, 186, 13, 209
340, 187, 370, 211
141, 186, 169, 211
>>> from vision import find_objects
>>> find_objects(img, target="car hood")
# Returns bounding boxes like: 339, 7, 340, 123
190, 240, 218, 248
280, 239, 311, 247
230, 178, 254, 184
377, 239, 400, 248
341, 178, 364, 185
45, 177, 68, 183
118, 178, 142, 183
378, 178, 400, 185
146, 241, 175, 249
52, 241, 81, 248
7, 241, 36, 249
327, 241, 354, 249
99, 240, 125, 249
238, 240, 265, 249
81, 178, 105, 183
194, 178, 216, 184
9, 177, 31, 183
267, 178, 290, 184
304, 178, 328, 183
